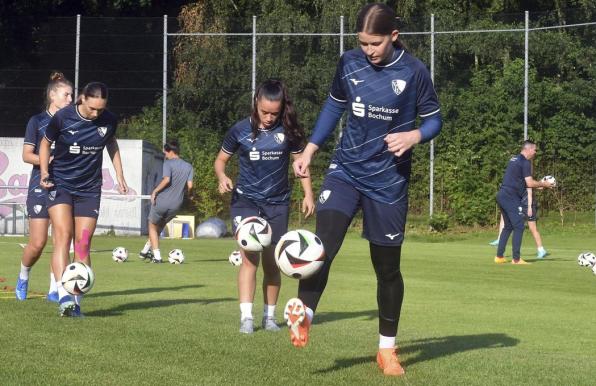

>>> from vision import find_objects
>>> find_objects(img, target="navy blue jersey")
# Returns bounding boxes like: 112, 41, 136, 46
221, 118, 303, 204
325, 48, 440, 204
23, 110, 53, 194
500, 153, 532, 198
44, 104, 117, 195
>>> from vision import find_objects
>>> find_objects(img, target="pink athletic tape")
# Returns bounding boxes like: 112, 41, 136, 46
75, 229, 91, 258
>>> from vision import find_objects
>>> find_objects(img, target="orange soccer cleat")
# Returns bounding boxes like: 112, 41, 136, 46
494, 256, 507, 264
512, 258, 531, 265
376, 348, 405, 376
284, 298, 311, 348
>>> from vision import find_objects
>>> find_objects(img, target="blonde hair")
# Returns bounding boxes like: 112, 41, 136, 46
46, 71, 72, 108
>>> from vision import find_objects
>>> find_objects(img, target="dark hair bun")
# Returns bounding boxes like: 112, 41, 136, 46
49, 71, 66, 82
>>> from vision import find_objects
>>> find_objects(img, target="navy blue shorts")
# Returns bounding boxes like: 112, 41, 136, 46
26, 188, 49, 219
230, 193, 289, 244
521, 196, 538, 222
46, 188, 101, 219
317, 174, 407, 246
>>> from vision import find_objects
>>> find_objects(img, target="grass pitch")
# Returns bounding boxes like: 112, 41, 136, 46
1, 223, 595, 385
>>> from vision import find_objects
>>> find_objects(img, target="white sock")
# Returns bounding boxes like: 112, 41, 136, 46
141, 241, 151, 254
538, 246, 546, 253
379, 334, 396, 349
49, 273, 57, 293
240, 302, 253, 320
74, 294, 83, 305
153, 249, 162, 260
263, 304, 276, 319
19, 263, 31, 280
305, 306, 314, 322
57, 282, 69, 299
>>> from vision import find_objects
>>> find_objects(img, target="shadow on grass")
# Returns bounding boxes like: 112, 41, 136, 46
313, 333, 519, 374
87, 284, 204, 298
314, 309, 377, 325
85, 297, 236, 317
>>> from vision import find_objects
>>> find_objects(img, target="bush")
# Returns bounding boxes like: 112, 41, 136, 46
429, 212, 449, 232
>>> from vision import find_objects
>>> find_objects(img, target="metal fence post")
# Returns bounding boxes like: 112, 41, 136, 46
524, 10, 529, 140
252, 15, 257, 99
163, 15, 168, 146
75, 15, 81, 99
429, 13, 435, 218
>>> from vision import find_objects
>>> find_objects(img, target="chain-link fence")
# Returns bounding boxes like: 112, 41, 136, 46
1, 10, 595, 232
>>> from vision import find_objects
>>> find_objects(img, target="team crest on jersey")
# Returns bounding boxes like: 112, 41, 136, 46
391, 79, 407, 96
97, 126, 108, 137
319, 190, 331, 204
33, 205, 42, 214
274, 133, 285, 144
233, 216, 242, 227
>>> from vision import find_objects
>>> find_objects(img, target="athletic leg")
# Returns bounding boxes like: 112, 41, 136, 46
238, 250, 259, 333
15, 218, 49, 300
48, 202, 75, 316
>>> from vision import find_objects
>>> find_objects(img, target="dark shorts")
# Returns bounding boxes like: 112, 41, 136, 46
521, 196, 538, 222
46, 188, 101, 219
26, 189, 49, 219
148, 204, 180, 227
317, 174, 408, 246
496, 190, 525, 230
230, 193, 289, 244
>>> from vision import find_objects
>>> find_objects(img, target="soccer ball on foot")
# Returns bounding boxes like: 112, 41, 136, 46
61, 262, 95, 295
168, 249, 185, 264
235, 216, 272, 252
112, 247, 128, 263
275, 229, 325, 280
228, 250, 242, 266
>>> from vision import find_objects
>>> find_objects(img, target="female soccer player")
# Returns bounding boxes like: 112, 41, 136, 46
39, 82, 128, 317
286, 3, 442, 376
15, 72, 73, 302
214, 79, 315, 334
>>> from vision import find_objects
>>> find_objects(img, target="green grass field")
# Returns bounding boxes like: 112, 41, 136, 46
1, 224, 596, 385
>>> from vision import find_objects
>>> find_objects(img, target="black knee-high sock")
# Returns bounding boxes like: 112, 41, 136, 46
370, 243, 404, 337
298, 210, 351, 312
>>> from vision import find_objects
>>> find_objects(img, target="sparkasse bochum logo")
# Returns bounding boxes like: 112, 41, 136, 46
351, 96, 399, 121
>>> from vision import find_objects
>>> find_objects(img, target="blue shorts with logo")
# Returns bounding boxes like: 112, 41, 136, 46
230, 192, 289, 245
317, 174, 408, 246
46, 188, 101, 219
26, 188, 49, 219
521, 195, 538, 222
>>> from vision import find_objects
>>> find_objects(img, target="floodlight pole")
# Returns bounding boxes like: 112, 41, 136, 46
252, 16, 256, 99
430, 14, 435, 218
163, 15, 168, 146
75, 15, 81, 100
524, 11, 529, 140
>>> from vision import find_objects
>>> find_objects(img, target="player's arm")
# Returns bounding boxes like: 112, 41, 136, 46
214, 150, 234, 194
39, 138, 53, 189
106, 137, 128, 194
294, 96, 345, 178
524, 176, 553, 189
22, 144, 39, 165
526, 188, 533, 217
291, 152, 315, 218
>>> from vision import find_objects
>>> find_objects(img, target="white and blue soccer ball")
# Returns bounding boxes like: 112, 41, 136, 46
542, 175, 556, 187
61, 262, 95, 295
168, 249, 185, 264
112, 247, 128, 263
228, 250, 242, 266
274, 229, 325, 280
235, 216, 272, 252
578, 252, 596, 267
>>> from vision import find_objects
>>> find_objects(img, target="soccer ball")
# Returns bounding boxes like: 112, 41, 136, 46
228, 250, 242, 266
235, 216, 272, 252
592, 263, 596, 276
583, 252, 596, 267
168, 249, 185, 264
112, 247, 128, 263
61, 262, 95, 295
578, 253, 592, 267
542, 175, 556, 187
275, 229, 325, 279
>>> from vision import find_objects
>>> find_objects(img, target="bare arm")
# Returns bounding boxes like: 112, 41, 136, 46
106, 137, 128, 194
214, 150, 234, 194
39, 138, 53, 189
22, 144, 40, 166
292, 142, 319, 178
292, 152, 315, 218
186, 180, 193, 195
525, 176, 553, 189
